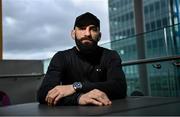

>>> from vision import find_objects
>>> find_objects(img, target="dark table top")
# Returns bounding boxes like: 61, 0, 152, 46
0, 96, 180, 116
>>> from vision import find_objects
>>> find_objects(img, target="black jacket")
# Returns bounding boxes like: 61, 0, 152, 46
37, 46, 127, 105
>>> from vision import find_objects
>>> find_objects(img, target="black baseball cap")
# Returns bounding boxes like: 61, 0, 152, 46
74, 12, 100, 29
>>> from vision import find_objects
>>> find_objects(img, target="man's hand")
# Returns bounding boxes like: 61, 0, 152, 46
45, 85, 75, 106
78, 89, 112, 106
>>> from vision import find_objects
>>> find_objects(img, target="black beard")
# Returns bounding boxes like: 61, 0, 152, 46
75, 37, 98, 55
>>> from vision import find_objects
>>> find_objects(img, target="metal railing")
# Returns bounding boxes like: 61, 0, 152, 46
122, 55, 180, 66
0, 73, 44, 78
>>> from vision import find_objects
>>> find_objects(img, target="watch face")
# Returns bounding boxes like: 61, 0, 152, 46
73, 82, 82, 91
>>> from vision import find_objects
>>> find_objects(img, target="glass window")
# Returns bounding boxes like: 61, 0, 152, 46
161, 0, 167, 8
144, 6, 148, 14
146, 23, 150, 31
118, 16, 121, 22
130, 28, 134, 35
118, 31, 122, 36
158, 38, 164, 47
124, 30, 127, 36
127, 29, 130, 36
155, 1, 160, 10
147, 40, 152, 48
157, 20, 162, 28
149, 4, 154, 13
162, 18, 168, 26
152, 39, 157, 48
121, 15, 125, 22
132, 45, 136, 52
124, 0, 128, 5
130, 11, 134, 20
151, 21, 156, 30
126, 13, 129, 21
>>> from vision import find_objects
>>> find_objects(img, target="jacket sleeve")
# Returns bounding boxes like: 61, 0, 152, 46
81, 51, 127, 100
37, 52, 80, 105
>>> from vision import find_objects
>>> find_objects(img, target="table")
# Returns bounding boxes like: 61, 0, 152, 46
0, 96, 180, 116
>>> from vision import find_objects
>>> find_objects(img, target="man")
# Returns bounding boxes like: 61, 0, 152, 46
37, 12, 127, 106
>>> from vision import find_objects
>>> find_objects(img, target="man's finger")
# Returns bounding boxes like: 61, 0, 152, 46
53, 93, 64, 105
95, 96, 111, 105
88, 91, 111, 106
46, 88, 57, 102
88, 98, 103, 106
46, 90, 59, 105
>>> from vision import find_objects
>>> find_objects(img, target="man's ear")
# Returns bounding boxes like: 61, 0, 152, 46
71, 30, 75, 40
97, 32, 101, 41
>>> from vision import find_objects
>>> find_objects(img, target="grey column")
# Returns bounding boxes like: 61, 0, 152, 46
0, 0, 2, 60
134, 0, 150, 95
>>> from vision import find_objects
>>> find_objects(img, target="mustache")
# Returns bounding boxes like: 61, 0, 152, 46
79, 37, 96, 42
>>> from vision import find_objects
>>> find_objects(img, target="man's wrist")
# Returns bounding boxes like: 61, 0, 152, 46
69, 85, 76, 94
73, 82, 83, 92
77, 93, 83, 104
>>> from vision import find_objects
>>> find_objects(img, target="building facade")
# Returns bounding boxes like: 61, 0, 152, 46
108, 0, 180, 96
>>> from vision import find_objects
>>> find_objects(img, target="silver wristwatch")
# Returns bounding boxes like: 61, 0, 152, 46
73, 82, 82, 92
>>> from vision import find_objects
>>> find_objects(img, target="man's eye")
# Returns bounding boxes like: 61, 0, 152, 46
91, 27, 98, 31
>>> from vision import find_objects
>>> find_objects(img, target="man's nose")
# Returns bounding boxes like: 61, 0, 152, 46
84, 27, 91, 36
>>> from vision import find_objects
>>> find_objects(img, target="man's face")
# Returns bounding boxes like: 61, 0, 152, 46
73, 25, 101, 46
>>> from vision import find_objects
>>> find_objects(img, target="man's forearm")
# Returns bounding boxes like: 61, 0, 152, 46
56, 93, 81, 105
81, 80, 127, 99
45, 85, 76, 106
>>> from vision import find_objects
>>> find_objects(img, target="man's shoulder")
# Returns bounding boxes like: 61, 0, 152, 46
100, 47, 121, 61
100, 47, 118, 55
51, 47, 75, 60
55, 47, 75, 55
